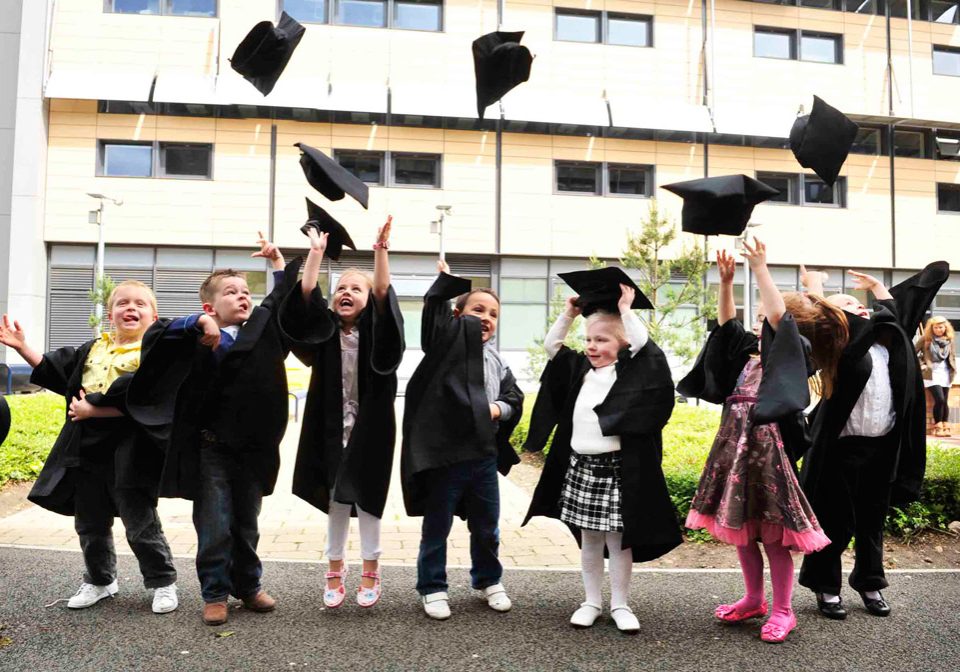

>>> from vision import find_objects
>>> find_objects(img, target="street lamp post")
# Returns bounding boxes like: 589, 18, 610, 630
86, 192, 123, 331
431, 205, 452, 262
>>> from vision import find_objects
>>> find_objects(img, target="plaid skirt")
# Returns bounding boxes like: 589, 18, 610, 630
559, 451, 624, 532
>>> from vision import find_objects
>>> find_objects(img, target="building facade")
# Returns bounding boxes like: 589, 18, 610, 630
3, 0, 960, 384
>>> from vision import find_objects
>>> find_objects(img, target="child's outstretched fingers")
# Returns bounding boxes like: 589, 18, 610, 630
618, 283, 636, 312
306, 228, 329, 252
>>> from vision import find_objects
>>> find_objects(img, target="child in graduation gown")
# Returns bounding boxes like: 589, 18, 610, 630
401, 260, 524, 621
0, 282, 177, 614
277, 218, 404, 609
523, 269, 681, 634
678, 243, 829, 644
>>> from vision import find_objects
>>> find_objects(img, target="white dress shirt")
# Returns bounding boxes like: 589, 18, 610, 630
840, 343, 897, 438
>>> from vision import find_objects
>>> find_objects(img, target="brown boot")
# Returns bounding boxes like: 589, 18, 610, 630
242, 591, 276, 613
202, 601, 228, 626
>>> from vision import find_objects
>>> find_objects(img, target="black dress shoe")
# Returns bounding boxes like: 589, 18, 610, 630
816, 594, 847, 620
859, 591, 891, 617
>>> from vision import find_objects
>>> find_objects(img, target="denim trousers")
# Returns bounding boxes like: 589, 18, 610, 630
416, 457, 502, 595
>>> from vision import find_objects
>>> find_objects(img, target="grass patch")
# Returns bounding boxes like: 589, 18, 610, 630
1, 392, 64, 487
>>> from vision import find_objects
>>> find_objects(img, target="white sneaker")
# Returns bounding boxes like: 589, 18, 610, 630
422, 592, 451, 620
570, 603, 602, 628
67, 580, 118, 609
610, 606, 640, 634
480, 583, 512, 613
152, 584, 179, 614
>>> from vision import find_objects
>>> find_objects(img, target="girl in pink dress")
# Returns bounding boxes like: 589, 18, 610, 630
678, 241, 829, 643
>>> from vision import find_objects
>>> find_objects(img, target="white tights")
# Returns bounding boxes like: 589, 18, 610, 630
325, 501, 382, 562
580, 530, 633, 609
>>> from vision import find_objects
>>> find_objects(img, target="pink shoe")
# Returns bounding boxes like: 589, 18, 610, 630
356, 571, 382, 608
715, 601, 769, 623
323, 565, 348, 608
760, 613, 797, 643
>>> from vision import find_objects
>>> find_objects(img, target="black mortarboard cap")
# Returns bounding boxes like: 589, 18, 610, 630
661, 174, 780, 236
300, 198, 357, 261
473, 31, 533, 120
229, 12, 306, 97
295, 143, 370, 209
558, 267, 653, 316
0, 396, 9, 447
790, 96, 859, 187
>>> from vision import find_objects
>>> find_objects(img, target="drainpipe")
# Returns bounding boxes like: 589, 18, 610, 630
886, 0, 897, 268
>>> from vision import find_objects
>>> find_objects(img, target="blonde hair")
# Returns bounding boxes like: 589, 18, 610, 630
923, 316, 955, 345
107, 280, 157, 315
335, 267, 374, 292
585, 311, 628, 347
200, 269, 246, 304
782, 292, 850, 399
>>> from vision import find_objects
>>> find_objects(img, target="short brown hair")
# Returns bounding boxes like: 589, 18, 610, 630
200, 269, 246, 304
455, 288, 500, 312
107, 280, 158, 315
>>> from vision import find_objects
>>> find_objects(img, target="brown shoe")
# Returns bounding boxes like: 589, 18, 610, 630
202, 601, 228, 626
242, 591, 276, 613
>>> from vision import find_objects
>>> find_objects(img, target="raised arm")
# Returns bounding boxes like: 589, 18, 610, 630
420, 260, 471, 352
716, 250, 736, 326
848, 270, 893, 301
617, 284, 649, 356
742, 237, 785, 330
301, 228, 329, 303
0, 314, 42, 368
372, 216, 392, 312
799, 264, 828, 298
544, 296, 580, 359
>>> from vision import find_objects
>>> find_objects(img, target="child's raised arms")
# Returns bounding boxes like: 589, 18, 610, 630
716, 250, 737, 326
617, 284, 636, 314
0, 314, 41, 367
799, 265, 829, 297
252, 231, 285, 271
741, 237, 785, 329
372, 215, 393, 309
301, 228, 330, 303
847, 270, 893, 301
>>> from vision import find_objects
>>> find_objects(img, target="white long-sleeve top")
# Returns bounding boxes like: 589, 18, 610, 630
545, 310, 648, 455
839, 343, 897, 438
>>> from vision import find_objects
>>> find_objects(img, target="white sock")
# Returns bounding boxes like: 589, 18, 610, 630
580, 531, 604, 607
863, 590, 882, 600
606, 532, 633, 610
821, 592, 841, 603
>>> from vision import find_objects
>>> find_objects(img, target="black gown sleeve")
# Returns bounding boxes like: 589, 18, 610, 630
29, 346, 86, 396
369, 285, 405, 376
888, 261, 950, 335
676, 320, 758, 403
420, 272, 471, 353
260, 256, 303, 314
495, 368, 524, 474
277, 283, 338, 368
523, 346, 582, 453
597, 340, 675, 436
755, 313, 813, 424
126, 318, 198, 429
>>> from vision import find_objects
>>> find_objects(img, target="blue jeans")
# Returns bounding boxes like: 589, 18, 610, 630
416, 457, 502, 595
193, 442, 264, 603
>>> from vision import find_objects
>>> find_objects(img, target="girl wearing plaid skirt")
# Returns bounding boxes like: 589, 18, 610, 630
523, 279, 681, 633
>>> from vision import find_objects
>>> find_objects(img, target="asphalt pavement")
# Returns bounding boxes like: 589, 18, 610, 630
1, 547, 958, 672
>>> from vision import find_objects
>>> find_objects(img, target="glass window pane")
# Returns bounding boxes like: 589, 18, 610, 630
103, 143, 153, 177
161, 143, 210, 177
399, 299, 423, 347
338, 0, 386, 27
167, 0, 216, 16
803, 176, 837, 205
930, 1, 960, 23
894, 131, 925, 158
755, 30, 794, 59
939, 184, 960, 212
934, 293, 960, 307
556, 12, 599, 43
501, 278, 547, 302
849, 128, 880, 155
608, 164, 650, 195
499, 304, 548, 349
934, 47, 960, 77
393, 154, 439, 186
801, 33, 840, 63
800, 0, 837, 8
111, 0, 160, 13
606, 16, 650, 47
394, 0, 441, 30
844, 0, 878, 10
283, 0, 327, 22
336, 151, 384, 184
557, 162, 599, 193
757, 173, 796, 203
887, 0, 922, 18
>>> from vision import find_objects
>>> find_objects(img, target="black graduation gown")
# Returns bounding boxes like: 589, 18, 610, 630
800, 261, 949, 510
522, 340, 682, 563
401, 272, 524, 516
278, 283, 404, 518
127, 258, 300, 500
27, 342, 163, 516
676, 314, 813, 463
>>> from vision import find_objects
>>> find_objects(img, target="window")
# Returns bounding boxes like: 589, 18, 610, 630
159, 143, 213, 178
844, 0, 879, 12
556, 162, 601, 194
894, 130, 926, 158
97, 140, 213, 179
556, 10, 601, 42
287, 0, 440, 30
100, 142, 153, 177
393, 0, 442, 30
938, 184, 960, 213
106, 0, 216, 16
800, 0, 839, 8
929, 0, 960, 23
800, 31, 843, 64
803, 175, 845, 206
499, 277, 548, 349
283, 0, 328, 23
934, 46, 960, 77
335, 150, 385, 184
887, 0, 923, 18
754, 28, 796, 60
555, 9, 652, 46
338, 0, 386, 26
393, 153, 440, 187
756, 172, 798, 204
608, 164, 653, 196
849, 127, 881, 155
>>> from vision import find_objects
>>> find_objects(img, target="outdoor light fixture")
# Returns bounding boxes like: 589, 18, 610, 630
935, 136, 960, 158
432, 206, 453, 261
86, 192, 124, 333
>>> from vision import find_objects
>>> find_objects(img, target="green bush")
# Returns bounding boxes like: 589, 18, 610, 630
1, 392, 64, 487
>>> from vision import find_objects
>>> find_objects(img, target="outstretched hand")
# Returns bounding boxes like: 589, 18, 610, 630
617, 284, 636, 313
564, 295, 582, 319
716, 250, 736, 284
0, 314, 26, 350
305, 227, 329, 254
252, 231, 284, 270
375, 215, 392, 249
740, 237, 768, 271
847, 270, 883, 293
799, 264, 829, 290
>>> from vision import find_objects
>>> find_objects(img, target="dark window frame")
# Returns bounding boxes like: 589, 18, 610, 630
937, 183, 960, 213
753, 26, 798, 60
555, 8, 602, 43
279, 0, 330, 24
158, 142, 214, 179
891, 129, 928, 158
756, 171, 800, 205
555, 160, 655, 197
850, 127, 883, 155
554, 8, 653, 47
104, 0, 218, 17
97, 140, 155, 178
606, 162, 655, 197
933, 44, 960, 76
754, 26, 843, 63
96, 140, 214, 179
801, 174, 847, 208
555, 160, 602, 195
284, 0, 443, 31
389, 151, 442, 188
333, 149, 386, 185
800, 30, 844, 64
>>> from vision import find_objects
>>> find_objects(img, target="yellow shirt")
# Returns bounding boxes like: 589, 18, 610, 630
80, 332, 143, 393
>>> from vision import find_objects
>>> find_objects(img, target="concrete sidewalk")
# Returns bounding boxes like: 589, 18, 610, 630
0, 408, 581, 569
